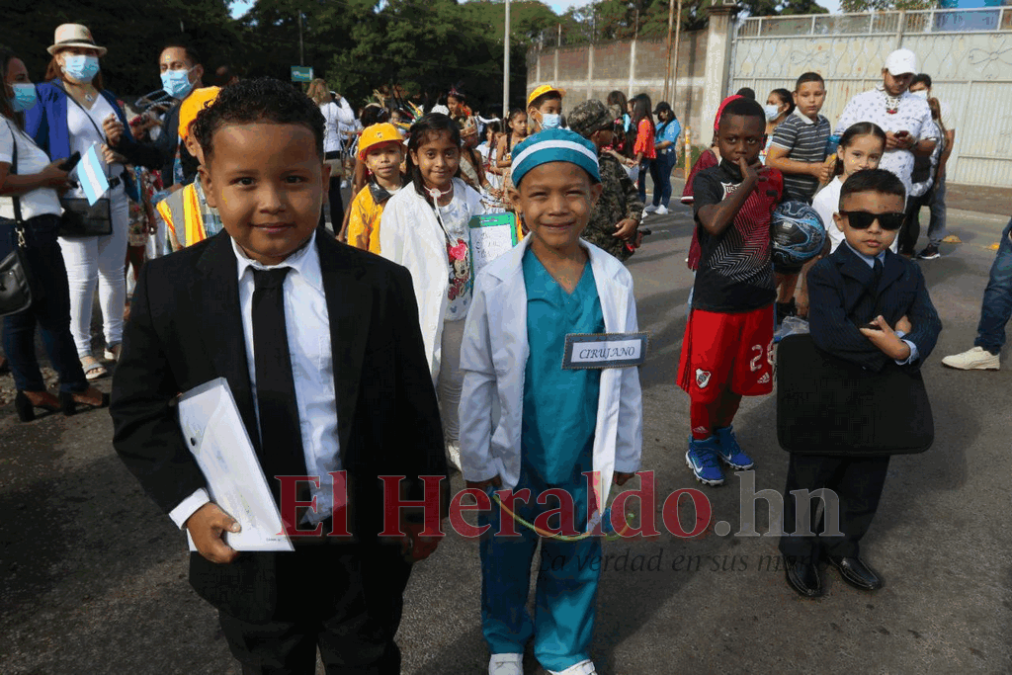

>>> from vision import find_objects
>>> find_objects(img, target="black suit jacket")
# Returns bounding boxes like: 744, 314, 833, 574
110, 231, 447, 622
807, 243, 941, 373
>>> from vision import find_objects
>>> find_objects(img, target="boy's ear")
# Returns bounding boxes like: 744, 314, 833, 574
792, 90, 800, 105
832, 211, 845, 233
507, 186, 521, 208
199, 165, 217, 208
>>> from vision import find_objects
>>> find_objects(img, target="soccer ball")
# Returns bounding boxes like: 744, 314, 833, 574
771, 201, 826, 271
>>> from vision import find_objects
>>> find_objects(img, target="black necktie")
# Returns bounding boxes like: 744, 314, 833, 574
870, 258, 884, 294
251, 267, 308, 512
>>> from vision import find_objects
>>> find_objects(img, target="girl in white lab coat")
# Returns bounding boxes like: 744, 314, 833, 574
380, 113, 484, 469
459, 129, 643, 675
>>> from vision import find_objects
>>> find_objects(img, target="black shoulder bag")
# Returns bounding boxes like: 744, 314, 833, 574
0, 122, 35, 317
59, 89, 113, 237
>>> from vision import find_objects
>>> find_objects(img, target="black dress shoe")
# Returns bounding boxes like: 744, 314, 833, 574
828, 555, 883, 591
785, 559, 823, 598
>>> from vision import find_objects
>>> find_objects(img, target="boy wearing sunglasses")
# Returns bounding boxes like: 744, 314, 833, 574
779, 168, 941, 598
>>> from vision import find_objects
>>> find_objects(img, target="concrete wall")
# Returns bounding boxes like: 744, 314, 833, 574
528, 30, 710, 147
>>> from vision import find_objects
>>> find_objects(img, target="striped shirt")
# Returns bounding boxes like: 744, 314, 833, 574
770, 110, 831, 203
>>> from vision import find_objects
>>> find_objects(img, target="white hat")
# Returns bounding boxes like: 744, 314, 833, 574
47, 24, 107, 57
883, 48, 917, 76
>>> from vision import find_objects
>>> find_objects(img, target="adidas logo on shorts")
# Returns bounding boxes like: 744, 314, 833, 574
758, 373, 770, 384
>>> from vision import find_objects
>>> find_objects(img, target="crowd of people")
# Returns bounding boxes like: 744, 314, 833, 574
1, 22, 1010, 675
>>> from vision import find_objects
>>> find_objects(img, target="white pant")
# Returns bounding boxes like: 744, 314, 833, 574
59, 187, 130, 357
439, 318, 466, 468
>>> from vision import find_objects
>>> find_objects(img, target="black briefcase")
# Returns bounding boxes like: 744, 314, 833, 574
776, 333, 934, 456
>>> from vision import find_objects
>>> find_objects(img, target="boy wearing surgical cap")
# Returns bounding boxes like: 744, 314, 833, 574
459, 128, 643, 675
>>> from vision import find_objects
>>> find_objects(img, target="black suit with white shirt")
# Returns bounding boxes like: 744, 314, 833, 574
111, 230, 447, 673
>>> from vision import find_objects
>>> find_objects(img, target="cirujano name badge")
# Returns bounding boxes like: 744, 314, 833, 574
562, 332, 650, 370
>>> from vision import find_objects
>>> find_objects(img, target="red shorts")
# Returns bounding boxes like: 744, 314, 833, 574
677, 305, 774, 403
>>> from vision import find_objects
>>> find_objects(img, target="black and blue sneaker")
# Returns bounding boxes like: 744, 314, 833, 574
686, 436, 725, 486
714, 425, 754, 470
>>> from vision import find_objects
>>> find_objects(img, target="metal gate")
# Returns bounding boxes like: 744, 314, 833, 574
728, 7, 1012, 188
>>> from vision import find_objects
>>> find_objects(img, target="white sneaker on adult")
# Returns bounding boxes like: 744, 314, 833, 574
643, 204, 657, 214
655, 205, 668, 215
549, 659, 598, 675
489, 653, 523, 675
941, 346, 1000, 371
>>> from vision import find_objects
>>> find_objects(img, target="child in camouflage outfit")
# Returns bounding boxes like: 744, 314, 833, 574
568, 99, 645, 261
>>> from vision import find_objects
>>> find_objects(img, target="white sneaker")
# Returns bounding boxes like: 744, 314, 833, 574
643, 204, 657, 214
489, 653, 523, 675
549, 660, 598, 675
655, 205, 668, 215
941, 346, 1000, 371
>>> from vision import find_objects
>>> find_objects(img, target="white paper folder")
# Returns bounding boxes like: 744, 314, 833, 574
177, 378, 294, 552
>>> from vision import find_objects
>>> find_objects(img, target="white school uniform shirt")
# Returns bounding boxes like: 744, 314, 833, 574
169, 231, 341, 528
379, 178, 484, 383
835, 87, 936, 199
813, 177, 899, 254
458, 236, 644, 518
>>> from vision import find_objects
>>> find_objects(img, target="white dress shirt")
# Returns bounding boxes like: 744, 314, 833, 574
170, 232, 342, 528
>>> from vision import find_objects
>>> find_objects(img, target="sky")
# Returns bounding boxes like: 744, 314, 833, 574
229, 0, 845, 20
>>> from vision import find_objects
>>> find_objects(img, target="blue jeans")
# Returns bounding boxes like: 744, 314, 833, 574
974, 217, 1012, 355
2, 215, 89, 393
637, 158, 653, 205
651, 151, 676, 208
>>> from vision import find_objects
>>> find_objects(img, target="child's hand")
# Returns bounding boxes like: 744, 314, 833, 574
613, 218, 639, 241
737, 156, 759, 185
896, 315, 912, 334
812, 163, 834, 184
614, 472, 637, 486
401, 520, 441, 563
859, 315, 912, 361
185, 502, 241, 564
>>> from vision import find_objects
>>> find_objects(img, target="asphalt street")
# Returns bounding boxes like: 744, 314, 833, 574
1, 201, 1010, 674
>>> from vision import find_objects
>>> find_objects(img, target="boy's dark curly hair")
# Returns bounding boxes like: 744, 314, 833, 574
193, 77, 325, 161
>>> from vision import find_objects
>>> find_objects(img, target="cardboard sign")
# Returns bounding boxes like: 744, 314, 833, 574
563, 332, 650, 370
469, 213, 519, 276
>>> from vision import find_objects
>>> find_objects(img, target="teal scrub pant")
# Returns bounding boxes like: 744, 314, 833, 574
478, 455, 600, 672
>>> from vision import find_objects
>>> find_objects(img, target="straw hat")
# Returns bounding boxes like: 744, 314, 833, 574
47, 24, 107, 57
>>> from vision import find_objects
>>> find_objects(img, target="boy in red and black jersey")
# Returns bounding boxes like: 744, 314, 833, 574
677, 97, 783, 486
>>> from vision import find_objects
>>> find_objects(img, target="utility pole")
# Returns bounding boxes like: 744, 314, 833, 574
663, 0, 675, 101
503, 0, 511, 119
672, 0, 683, 103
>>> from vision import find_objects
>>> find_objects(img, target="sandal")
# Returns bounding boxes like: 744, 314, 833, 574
80, 355, 108, 381
103, 344, 122, 363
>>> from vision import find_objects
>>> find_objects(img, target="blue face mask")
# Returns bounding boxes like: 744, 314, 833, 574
62, 55, 100, 83
9, 83, 37, 113
540, 113, 561, 130
160, 67, 195, 99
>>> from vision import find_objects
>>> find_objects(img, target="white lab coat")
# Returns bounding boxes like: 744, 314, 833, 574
458, 236, 644, 516
379, 178, 484, 383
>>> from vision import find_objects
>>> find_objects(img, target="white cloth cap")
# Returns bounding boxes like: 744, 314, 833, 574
884, 48, 918, 76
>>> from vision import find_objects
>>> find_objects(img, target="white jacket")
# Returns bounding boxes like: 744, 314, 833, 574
379, 178, 484, 383
458, 236, 643, 517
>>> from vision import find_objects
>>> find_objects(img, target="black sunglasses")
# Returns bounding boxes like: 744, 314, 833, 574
838, 210, 905, 231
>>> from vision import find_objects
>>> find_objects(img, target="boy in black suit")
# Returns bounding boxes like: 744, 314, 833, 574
111, 78, 448, 674
780, 169, 941, 598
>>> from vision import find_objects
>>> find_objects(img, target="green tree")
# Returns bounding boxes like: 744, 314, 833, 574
839, 0, 935, 10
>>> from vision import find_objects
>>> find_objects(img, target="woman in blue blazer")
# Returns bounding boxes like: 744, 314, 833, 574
24, 24, 160, 380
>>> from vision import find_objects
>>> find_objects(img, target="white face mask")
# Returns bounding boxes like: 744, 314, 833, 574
910, 89, 929, 100
764, 104, 781, 122
540, 113, 561, 130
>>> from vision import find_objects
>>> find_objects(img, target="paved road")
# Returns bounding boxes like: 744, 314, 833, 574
2, 204, 1010, 674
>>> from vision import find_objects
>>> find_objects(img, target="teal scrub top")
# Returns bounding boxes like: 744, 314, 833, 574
521, 247, 605, 485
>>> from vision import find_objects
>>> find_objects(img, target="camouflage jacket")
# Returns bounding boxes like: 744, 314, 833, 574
582, 152, 644, 261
